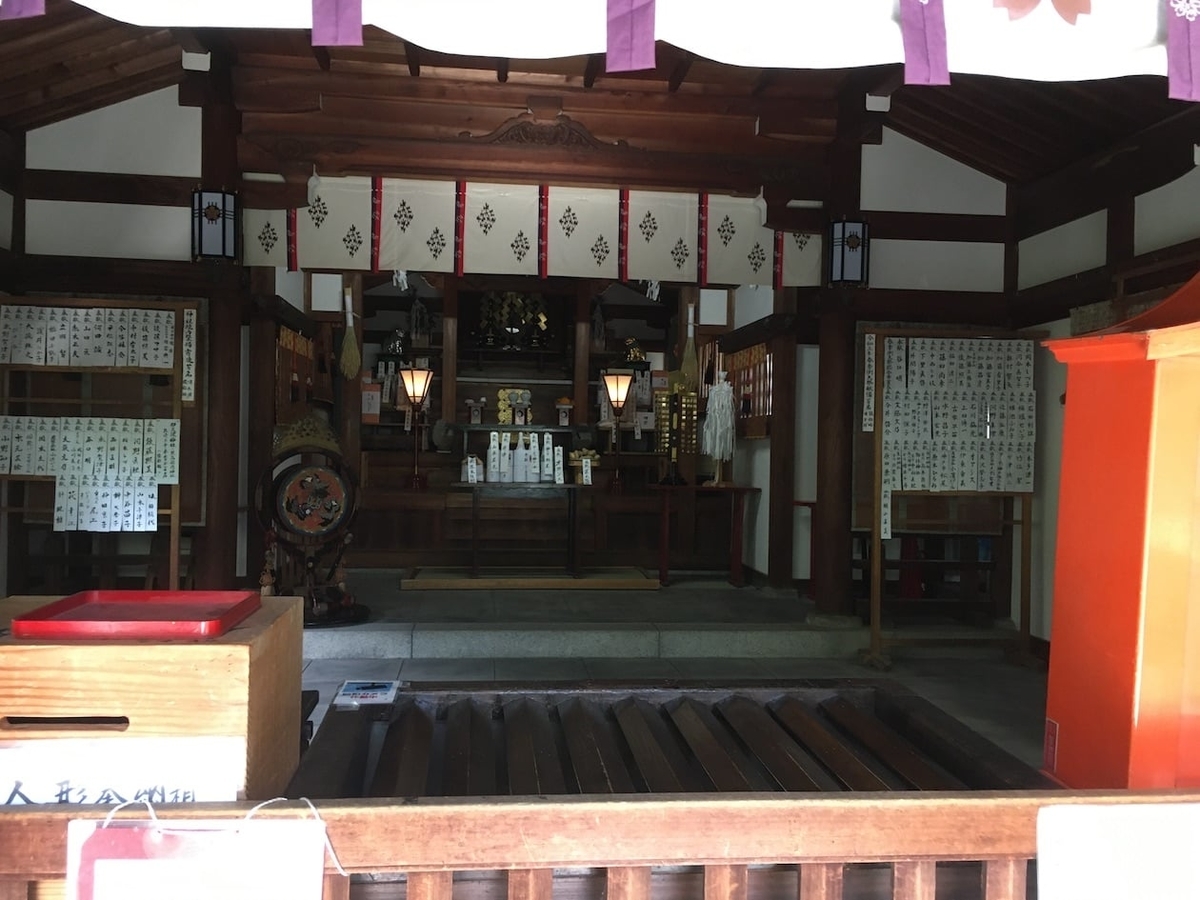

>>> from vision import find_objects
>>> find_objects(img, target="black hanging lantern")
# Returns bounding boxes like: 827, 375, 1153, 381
829, 219, 869, 285
191, 190, 238, 260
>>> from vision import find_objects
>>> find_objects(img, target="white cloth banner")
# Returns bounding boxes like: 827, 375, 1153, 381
75, 1, 1166, 82
627, 190, 698, 283
378, 177, 456, 274
705, 195, 773, 287
464, 183, 539, 276
295, 175, 371, 271
547, 186, 619, 279
241, 208, 288, 268
782, 230, 823, 287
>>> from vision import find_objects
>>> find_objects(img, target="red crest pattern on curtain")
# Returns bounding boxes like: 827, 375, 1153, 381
993, 0, 1091, 25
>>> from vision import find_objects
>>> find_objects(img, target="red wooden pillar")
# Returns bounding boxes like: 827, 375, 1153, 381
1043, 272, 1200, 788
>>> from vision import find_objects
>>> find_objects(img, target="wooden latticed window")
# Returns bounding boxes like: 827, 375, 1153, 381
726, 342, 772, 438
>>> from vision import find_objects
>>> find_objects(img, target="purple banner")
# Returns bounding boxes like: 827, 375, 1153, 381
1168, 2, 1200, 102
0, 0, 46, 21
312, 0, 362, 47
900, 0, 951, 86
606, 0, 656, 73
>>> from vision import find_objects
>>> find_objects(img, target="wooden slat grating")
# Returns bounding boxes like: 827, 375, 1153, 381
338, 682, 1053, 801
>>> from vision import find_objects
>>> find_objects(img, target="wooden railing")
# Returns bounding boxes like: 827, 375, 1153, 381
2, 790, 1197, 900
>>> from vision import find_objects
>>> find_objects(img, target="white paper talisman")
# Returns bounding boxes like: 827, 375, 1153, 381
553, 446, 565, 484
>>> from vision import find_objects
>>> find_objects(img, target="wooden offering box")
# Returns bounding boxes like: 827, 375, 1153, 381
0, 595, 303, 801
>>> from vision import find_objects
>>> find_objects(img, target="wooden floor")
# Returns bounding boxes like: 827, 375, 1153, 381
288, 680, 1055, 799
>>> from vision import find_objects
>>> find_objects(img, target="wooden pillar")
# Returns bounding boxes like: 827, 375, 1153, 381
767, 288, 797, 588
245, 268, 277, 585
811, 308, 855, 615
573, 282, 592, 424
339, 273, 363, 477
440, 278, 458, 424
1043, 273, 1200, 788
194, 94, 242, 589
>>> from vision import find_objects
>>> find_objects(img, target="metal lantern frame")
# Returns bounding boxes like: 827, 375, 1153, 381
191, 189, 238, 261
829, 219, 870, 286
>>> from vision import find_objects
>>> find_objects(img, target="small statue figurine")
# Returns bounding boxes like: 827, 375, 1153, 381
624, 336, 647, 363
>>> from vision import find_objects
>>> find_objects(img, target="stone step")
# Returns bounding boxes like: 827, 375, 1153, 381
303, 620, 871, 660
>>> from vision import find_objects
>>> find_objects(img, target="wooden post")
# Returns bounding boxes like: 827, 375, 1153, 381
767, 289, 797, 587
573, 282, 592, 425
245, 267, 277, 585
195, 94, 242, 590
811, 309, 855, 615
339, 273, 363, 478
441, 279, 458, 424
1044, 274, 1200, 788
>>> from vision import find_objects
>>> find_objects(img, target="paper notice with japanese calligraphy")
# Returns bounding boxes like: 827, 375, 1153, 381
181, 308, 197, 401
862, 333, 876, 432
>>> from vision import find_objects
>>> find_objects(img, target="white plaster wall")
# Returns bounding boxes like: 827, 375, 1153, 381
1011, 317, 1069, 640
861, 128, 1007, 215
732, 284, 773, 328
311, 273, 344, 312
0, 189, 12, 250
275, 268, 305, 310
26, 88, 202, 177
793, 345, 819, 580
869, 239, 1005, 292
1018, 210, 1106, 290
733, 439, 770, 573
1134, 165, 1200, 256
698, 288, 727, 325
25, 200, 190, 260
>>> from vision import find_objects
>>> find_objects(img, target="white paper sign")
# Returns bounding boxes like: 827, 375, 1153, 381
1037, 803, 1200, 900
1, 736, 246, 807
181, 308, 197, 401
581, 456, 593, 485
66, 818, 326, 900
553, 446, 565, 484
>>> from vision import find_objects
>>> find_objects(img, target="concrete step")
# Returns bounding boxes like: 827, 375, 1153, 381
303, 620, 870, 660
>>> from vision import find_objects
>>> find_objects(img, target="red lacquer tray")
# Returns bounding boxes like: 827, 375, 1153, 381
10, 590, 262, 640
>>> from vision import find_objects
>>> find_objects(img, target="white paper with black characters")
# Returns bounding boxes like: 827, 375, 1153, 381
378, 178, 456, 274
546, 186, 619, 279
182, 308, 197, 402
781, 230, 822, 287
862, 333, 876, 432
46, 307, 71, 367
626, 190, 698, 283
296, 175, 372, 271
242, 207, 289, 268
464, 182, 539, 276
705, 195, 774, 287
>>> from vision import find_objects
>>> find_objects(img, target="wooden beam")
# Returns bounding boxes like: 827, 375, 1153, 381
1107, 194, 1135, 269
574, 283, 592, 425
238, 131, 829, 199
583, 54, 604, 89
313, 46, 332, 72
440, 280, 458, 425
9, 68, 183, 131
496, 59, 509, 84
668, 54, 694, 93
764, 203, 825, 233
8, 130, 23, 259
23, 168, 195, 207
234, 67, 839, 125
1015, 106, 1200, 239
0, 128, 19, 194
1008, 266, 1111, 328
241, 178, 309, 209
246, 268, 277, 592
718, 313, 798, 354
842, 287, 1011, 326
12, 255, 242, 297
867, 211, 1007, 244
403, 41, 422, 77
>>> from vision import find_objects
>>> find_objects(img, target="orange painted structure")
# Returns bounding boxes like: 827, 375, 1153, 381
1044, 272, 1200, 788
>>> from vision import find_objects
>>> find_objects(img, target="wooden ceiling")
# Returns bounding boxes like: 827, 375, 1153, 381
1, 0, 1196, 239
